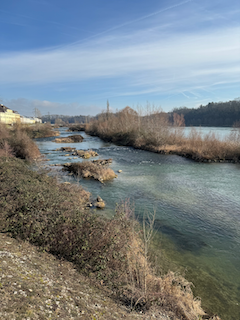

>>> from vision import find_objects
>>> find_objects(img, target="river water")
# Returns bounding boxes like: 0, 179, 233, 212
35, 127, 240, 320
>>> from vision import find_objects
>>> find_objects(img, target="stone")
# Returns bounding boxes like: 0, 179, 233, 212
97, 196, 103, 202
95, 201, 105, 209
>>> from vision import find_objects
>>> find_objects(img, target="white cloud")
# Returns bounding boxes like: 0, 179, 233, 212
0, 24, 239, 97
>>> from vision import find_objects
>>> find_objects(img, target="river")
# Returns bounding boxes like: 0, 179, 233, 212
35, 127, 240, 320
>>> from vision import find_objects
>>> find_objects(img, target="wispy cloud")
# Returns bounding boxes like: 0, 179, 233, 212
71, 0, 192, 45
0, 25, 239, 94
1, 0, 240, 113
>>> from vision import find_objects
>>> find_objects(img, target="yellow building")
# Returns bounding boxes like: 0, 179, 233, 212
0, 104, 21, 124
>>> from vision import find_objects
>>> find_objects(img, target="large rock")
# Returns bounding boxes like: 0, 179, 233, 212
94, 196, 105, 209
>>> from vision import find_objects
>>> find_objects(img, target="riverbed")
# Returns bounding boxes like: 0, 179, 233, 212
36, 127, 240, 320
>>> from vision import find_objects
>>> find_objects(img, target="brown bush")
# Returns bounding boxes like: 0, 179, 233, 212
8, 130, 40, 161
64, 160, 116, 181
0, 124, 40, 161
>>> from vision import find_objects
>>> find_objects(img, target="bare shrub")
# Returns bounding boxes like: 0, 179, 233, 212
0, 124, 40, 161
8, 130, 40, 161
0, 141, 14, 159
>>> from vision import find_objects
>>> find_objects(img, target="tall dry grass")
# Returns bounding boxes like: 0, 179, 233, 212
86, 106, 240, 162
0, 122, 40, 161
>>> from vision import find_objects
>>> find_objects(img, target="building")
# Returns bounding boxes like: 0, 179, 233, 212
20, 116, 42, 124
20, 116, 35, 124
0, 104, 42, 125
0, 104, 21, 124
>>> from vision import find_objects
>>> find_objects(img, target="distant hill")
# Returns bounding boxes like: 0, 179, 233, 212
170, 99, 240, 127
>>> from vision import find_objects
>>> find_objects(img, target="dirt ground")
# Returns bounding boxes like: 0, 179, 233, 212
0, 233, 174, 320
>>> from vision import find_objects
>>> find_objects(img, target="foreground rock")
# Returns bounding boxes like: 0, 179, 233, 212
53, 135, 84, 143
94, 195, 106, 208
63, 159, 117, 182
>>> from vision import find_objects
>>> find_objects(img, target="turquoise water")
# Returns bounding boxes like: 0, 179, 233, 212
36, 128, 240, 320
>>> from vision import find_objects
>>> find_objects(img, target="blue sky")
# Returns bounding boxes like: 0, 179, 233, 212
0, 0, 240, 116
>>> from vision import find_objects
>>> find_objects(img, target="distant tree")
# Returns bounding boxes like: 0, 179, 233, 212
169, 99, 240, 127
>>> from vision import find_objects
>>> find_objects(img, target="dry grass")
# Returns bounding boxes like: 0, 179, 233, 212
63, 160, 117, 181
13, 122, 59, 139
67, 123, 86, 131
0, 233, 174, 320
85, 107, 240, 162
0, 123, 40, 161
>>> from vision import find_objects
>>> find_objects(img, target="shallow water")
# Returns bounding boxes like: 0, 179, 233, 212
36, 128, 240, 320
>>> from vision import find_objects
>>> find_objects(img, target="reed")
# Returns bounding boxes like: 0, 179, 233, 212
86, 106, 240, 162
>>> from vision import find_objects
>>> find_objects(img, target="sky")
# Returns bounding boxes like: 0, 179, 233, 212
0, 0, 240, 116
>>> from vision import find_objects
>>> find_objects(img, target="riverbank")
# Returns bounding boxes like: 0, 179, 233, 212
0, 156, 212, 320
0, 232, 174, 320
84, 108, 240, 163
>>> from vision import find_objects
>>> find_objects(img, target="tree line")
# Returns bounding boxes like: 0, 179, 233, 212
41, 114, 93, 124
170, 99, 240, 127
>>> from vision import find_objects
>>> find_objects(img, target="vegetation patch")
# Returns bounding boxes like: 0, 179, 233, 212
0, 123, 40, 161
18, 123, 60, 139
0, 157, 211, 319
63, 159, 116, 182
53, 134, 84, 143
67, 123, 86, 131
85, 107, 240, 163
